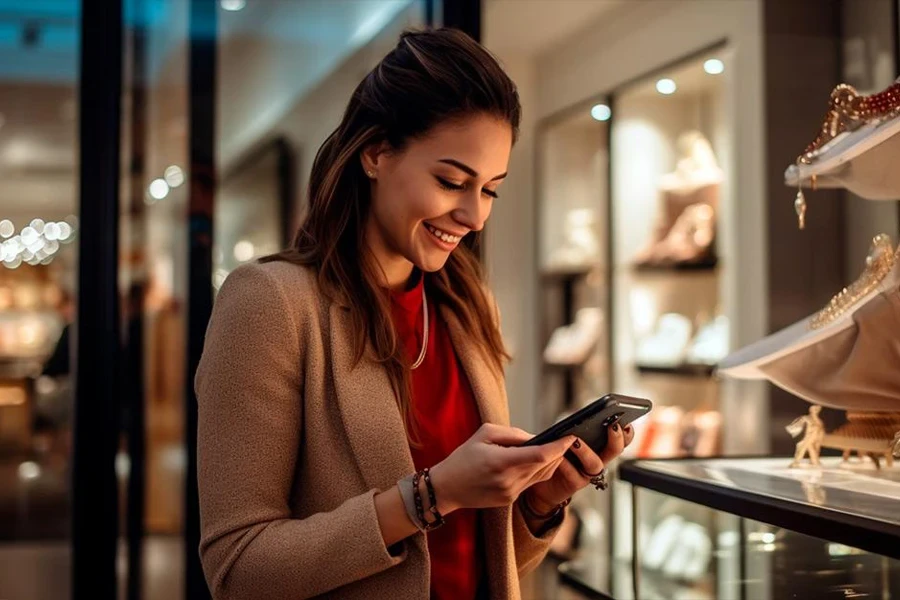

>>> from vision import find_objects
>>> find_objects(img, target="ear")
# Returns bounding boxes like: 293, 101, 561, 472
360, 140, 391, 177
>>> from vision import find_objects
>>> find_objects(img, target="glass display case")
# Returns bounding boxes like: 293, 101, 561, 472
534, 100, 612, 565
568, 457, 900, 600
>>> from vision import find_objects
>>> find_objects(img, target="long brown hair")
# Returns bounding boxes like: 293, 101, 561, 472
261, 28, 519, 444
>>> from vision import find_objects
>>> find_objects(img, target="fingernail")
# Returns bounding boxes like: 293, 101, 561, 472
612, 423, 619, 432
573, 439, 582, 449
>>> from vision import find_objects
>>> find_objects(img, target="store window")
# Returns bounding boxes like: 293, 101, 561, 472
0, 2, 80, 598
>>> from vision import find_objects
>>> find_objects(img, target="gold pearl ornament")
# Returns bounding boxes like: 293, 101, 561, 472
809, 233, 898, 330
366, 170, 374, 178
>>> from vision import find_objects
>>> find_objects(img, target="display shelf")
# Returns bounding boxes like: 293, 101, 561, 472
540, 264, 600, 282
543, 358, 594, 372
630, 260, 719, 274
619, 456, 900, 560
635, 363, 716, 378
557, 560, 616, 600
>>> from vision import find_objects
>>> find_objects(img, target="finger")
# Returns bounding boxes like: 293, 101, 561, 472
503, 435, 576, 467
481, 424, 536, 447
599, 423, 626, 465
569, 438, 605, 477
528, 455, 565, 486
623, 424, 635, 447
555, 456, 589, 488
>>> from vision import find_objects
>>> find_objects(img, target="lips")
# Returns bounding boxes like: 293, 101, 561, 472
424, 223, 464, 244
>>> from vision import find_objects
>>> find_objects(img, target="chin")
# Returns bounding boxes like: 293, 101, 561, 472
414, 248, 453, 272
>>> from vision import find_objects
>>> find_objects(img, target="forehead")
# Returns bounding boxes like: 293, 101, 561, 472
409, 114, 513, 175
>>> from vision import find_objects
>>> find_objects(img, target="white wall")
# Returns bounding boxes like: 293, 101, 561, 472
485, 0, 769, 453
483, 54, 542, 432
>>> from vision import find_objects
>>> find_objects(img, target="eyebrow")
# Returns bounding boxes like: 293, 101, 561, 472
438, 158, 507, 181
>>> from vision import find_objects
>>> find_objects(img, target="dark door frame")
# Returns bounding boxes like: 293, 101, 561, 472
73, 1, 123, 598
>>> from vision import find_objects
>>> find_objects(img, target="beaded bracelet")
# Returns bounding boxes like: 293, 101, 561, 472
412, 468, 446, 532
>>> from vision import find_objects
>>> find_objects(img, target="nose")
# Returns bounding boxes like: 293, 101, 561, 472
451, 191, 492, 232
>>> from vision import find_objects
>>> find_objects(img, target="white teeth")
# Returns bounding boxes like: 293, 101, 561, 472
426, 224, 461, 244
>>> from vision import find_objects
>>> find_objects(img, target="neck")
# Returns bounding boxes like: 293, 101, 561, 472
364, 220, 416, 290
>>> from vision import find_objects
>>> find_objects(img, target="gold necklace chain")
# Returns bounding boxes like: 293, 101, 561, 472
809, 233, 898, 330
411, 285, 428, 369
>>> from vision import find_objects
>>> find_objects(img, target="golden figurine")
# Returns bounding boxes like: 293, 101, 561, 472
786, 405, 826, 467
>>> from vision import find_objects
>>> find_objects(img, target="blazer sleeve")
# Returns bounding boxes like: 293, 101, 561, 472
483, 283, 565, 577
195, 263, 407, 600
511, 501, 566, 577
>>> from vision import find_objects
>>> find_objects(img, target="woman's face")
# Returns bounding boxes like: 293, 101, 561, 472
361, 113, 512, 286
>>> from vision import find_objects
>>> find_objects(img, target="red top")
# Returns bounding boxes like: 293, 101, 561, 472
389, 273, 487, 600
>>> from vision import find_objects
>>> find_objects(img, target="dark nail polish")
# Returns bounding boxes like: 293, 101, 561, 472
612, 423, 619, 432
573, 439, 582, 449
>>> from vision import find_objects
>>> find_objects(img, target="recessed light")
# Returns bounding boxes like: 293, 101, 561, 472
704, 59, 725, 75
590, 104, 612, 122
656, 79, 677, 95
220, 0, 246, 11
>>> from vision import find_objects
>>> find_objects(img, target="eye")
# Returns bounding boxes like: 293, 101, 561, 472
436, 176, 464, 191
436, 176, 499, 199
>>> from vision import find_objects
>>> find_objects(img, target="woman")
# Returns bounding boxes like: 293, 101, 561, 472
196, 28, 634, 600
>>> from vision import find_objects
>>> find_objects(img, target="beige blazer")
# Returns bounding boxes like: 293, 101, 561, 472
195, 261, 562, 599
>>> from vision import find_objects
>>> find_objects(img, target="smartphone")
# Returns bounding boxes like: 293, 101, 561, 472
522, 393, 652, 471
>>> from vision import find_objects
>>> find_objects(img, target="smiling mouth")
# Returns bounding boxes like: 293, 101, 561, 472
424, 223, 464, 244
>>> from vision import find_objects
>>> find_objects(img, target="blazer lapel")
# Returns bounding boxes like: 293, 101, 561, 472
328, 303, 415, 492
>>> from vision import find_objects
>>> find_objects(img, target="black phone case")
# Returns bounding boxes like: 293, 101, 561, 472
522, 394, 652, 471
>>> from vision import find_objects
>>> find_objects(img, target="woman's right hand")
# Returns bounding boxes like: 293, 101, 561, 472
429, 423, 576, 514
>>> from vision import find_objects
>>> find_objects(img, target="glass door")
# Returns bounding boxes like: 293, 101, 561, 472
0, 2, 80, 597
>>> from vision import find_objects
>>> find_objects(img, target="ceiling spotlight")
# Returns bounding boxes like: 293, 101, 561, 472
704, 59, 725, 75
0, 220, 13, 238
220, 0, 246, 11
164, 165, 185, 188
590, 104, 612, 122
29, 218, 45, 234
656, 78, 677, 95
149, 178, 169, 200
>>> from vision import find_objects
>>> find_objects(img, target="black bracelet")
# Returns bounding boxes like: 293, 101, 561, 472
520, 492, 571, 521
412, 468, 445, 532
422, 468, 446, 530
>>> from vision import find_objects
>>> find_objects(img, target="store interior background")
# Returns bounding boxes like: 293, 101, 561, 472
0, 0, 898, 599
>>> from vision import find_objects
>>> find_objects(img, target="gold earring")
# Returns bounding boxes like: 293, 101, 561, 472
366, 170, 375, 178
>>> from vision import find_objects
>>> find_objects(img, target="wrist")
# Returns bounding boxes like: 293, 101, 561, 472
522, 487, 564, 517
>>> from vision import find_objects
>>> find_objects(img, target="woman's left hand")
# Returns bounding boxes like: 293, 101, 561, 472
522, 422, 635, 515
